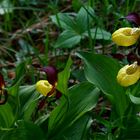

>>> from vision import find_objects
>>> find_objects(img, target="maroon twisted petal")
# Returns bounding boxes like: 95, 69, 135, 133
125, 13, 140, 26
40, 66, 58, 85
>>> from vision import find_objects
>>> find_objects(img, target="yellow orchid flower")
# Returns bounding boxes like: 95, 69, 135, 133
112, 27, 140, 46
36, 80, 53, 96
117, 62, 140, 87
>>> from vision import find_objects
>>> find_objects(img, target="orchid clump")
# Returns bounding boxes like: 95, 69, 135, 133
112, 13, 140, 87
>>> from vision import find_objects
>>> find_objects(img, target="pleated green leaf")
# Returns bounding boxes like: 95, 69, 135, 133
47, 82, 100, 139
18, 85, 40, 121
57, 56, 73, 94
0, 121, 45, 140
118, 118, 140, 140
0, 103, 14, 128
61, 113, 92, 140
77, 52, 128, 117
54, 30, 81, 48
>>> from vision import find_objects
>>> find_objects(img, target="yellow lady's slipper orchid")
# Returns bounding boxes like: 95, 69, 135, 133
112, 27, 140, 46
36, 80, 53, 96
117, 62, 140, 87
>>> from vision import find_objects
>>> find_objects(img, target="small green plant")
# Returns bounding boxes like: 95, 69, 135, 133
51, 6, 111, 50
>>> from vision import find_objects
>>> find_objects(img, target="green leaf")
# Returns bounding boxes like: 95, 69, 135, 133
54, 30, 81, 48
57, 57, 73, 94
76, 6, 95, 33
0, 0, 13, 15
129, 94, 140, 105
77, 52, 128, 116
12, 60, 27, 85
118, 118, 140, 140
126, 82, 140, 104
8, 82, 20, 96
72, 69, 86, 82
0, 103, 14, 128
91, 133, 108, 140
62, 113, 92, 140
48, 82, 100, 139
50, 13, 76, 30
131, 81, 140, 96
0, 121, 45, 140
47, 95, 67, 138
7, 85, 38, 122
72, 0, 83, 11
18, 85, 40, 121
84, 28, 111, 40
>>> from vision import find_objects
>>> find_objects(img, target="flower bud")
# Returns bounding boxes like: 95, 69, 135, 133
36, 80, 53, 96
112, 27, 140, 46
117, 62, 140, 87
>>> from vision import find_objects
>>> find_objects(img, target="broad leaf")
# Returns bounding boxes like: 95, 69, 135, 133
76, 6, 95, 33
61, 113, 92, 140
57, 57, 73, 94
127, 82, 140, 104
47, 82, 100, 139
0, 121, 45, 140
84, 28, 111, 40
12, 59, 32, 86
50, 13, 76, 30
131, 81, 140, 96
54, 30, 81, 48
18, 85, 40, 121
129, 94, 140, 105
77, 52, 128, 116
0, 103, 14, 128
118, 118, 140, 140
